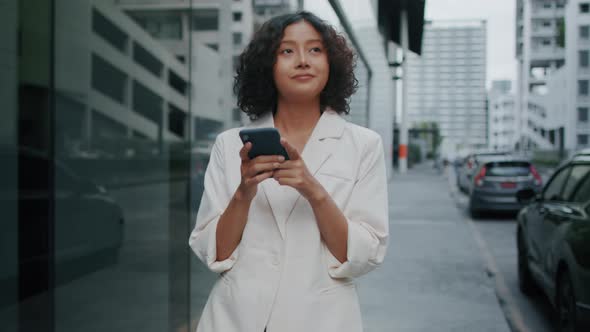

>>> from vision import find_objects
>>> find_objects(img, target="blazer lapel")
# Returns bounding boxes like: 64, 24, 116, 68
254, 109, 346, 240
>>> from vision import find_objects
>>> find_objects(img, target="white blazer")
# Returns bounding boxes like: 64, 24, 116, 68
189, 109, 389, 332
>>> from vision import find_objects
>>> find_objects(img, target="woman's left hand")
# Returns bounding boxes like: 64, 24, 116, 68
273, 138, 327, 203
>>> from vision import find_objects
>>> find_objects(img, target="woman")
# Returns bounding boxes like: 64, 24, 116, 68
189, 11, 389, 332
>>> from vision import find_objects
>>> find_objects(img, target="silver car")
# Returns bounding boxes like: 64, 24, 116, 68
468, 156, 543, 218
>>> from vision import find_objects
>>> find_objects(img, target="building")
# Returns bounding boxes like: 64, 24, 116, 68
515, 0, 566, 150
488, 80, 517, 151
406, 20, 487, 150
115, 0, 255, 130
515, 0, 590, 153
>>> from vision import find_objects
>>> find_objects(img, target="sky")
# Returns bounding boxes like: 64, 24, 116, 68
306, 0, 517, 91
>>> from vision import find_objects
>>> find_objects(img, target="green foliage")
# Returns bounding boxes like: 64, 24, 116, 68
557, 18, 565, 48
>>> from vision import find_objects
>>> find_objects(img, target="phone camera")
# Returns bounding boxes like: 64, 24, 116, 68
243, 135, 249, 141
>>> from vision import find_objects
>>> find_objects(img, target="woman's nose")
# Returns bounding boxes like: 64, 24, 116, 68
296, 51, 309, 68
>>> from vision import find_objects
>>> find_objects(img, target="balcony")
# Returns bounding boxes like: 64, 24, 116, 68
529, 46, 565, 64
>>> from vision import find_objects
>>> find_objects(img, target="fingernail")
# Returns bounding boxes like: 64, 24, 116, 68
278, 156, 285, 162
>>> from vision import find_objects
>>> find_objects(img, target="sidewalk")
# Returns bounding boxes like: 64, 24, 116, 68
357, 163, 511, 331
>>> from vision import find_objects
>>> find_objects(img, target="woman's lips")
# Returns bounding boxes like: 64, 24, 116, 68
292, 74, 314, 80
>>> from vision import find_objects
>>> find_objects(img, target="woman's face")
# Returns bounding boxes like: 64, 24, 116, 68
273, 20, 329, 103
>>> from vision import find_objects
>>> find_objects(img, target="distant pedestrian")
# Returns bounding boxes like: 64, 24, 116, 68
189, 11, 389, 332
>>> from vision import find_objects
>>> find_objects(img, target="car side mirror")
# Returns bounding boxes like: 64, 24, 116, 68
516, 188, 539, 204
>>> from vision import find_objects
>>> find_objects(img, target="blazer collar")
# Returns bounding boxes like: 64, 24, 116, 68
250, 108, 346, 240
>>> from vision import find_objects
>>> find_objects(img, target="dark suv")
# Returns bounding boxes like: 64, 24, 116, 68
516, 155, 590, 332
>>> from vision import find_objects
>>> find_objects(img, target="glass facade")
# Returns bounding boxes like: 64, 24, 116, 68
0, 1, 372, 331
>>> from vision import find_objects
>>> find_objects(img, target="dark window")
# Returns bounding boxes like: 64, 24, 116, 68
176, 55, 185, 63
485, 161, 531, 177
562, 165, 590, 201
192, 9, 218, 30
543, 166, 571, 201
571, 170, 590, 202
132, 81, 163, 125
128, 11, 182, 40
92, 110, 127, 139
206, 43, 218, 51
92, 9, 128, 52
578, 134, 589, 145
581, 3, 590, 13
580, 50, 589, 68
168, 70, 188, 96
579, 107, 589, 122
233, 32, 242, 46
581, 25, 590, 39
543, 3, 551, 9
168, 103, 186, 137
233, 12, 242, 22
91, 54, 127, 104
133, 42, 163, 77
579, 80, 590, 96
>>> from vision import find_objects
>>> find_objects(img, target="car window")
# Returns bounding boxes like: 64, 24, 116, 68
542, 166, 571, 201
570, 169, 590, 203
485, 161, 530, 177
562, 165, 590, 202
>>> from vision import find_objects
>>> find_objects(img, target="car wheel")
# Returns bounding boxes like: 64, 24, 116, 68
556, 269, 579, 332
517, 232, 538, 296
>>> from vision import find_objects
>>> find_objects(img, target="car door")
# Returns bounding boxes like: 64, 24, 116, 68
527, 166, 571, 273
539, 165, 590, 284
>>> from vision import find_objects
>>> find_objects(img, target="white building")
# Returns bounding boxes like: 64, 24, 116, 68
515, 0, 566, 150
515, 0, 590, 153
488, 80, 517, 151
406, 20, 487, 150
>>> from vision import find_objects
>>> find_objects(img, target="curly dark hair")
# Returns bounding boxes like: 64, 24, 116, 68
234, 11, 358, 120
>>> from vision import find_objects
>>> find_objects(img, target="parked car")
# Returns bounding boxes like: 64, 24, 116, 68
468, 156, 543, 218
515, 154, 590, 331
456, 151, 510, 193
0, 147, 124, 300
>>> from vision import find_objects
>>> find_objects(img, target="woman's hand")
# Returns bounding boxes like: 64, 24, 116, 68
236, 142, 284, 201
273, 138, 328, 203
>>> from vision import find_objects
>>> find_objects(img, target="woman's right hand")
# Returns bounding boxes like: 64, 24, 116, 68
236, 142, 284, 201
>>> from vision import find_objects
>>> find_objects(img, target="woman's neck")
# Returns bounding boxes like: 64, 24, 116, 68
273, 98, 322, 136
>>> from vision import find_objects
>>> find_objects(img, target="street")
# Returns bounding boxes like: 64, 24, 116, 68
356, 163, 560, 331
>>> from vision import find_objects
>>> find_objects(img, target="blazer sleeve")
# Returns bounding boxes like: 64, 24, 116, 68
188, 135, 238, 273
326, 134, 389, 279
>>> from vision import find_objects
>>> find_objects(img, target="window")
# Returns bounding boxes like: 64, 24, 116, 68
581, 50, 590, 68
542, 39, 551, 46
579, 80, 590, 96
91, 54, 127, 104
581, 3, 590, 13
205, 43, 218, 51
192, 9, 218, 31
93, 9, 128, 52
133, 42, 163, 77
581, 25, 590, 39
562, 165, 590, 201
579, 107, 589, 122
129, 12, 182, 40
233, 32, 242, 46
579, 134, 589, 145
233, 12, 242, 22
570, 170, 590, 203
543, 3, 552, 9
543, 166, 571, 201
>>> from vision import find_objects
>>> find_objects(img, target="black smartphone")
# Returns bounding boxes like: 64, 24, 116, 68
239, 128, 290, 160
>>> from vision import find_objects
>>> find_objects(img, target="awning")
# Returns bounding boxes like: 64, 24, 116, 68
377, 0, 426, 55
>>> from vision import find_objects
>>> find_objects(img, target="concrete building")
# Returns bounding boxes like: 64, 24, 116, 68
406, 20, 487, 150
115, 0, 255, 130
515, 0, 590, 153
488, 80, 517, 151
515, 0, 566, 150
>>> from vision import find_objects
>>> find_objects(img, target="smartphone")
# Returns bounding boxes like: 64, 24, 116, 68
239, 128, 290, 160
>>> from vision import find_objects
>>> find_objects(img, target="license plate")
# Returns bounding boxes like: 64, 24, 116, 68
501, 182, 516, 188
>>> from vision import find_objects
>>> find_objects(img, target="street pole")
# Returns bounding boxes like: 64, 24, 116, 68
399, 9, 409, 173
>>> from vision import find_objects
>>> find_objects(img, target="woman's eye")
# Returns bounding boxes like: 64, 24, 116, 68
280, 49, 293, 54
310, 47, 322, 53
